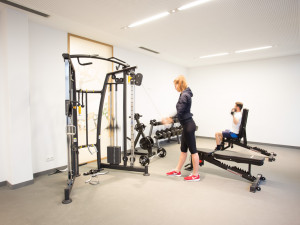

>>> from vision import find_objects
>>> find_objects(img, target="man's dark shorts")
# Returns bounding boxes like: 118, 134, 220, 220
222, 130, 238, 138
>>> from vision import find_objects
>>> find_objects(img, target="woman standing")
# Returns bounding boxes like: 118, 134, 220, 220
163, 75, 200, 181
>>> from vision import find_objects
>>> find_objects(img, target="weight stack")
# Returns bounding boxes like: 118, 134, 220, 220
107, 146, 121, 165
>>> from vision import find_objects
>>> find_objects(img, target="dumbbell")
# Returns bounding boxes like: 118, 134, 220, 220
150, 119, 157, 126
170, 127, 177, 136
162, 130, 169, 138
231, 108, 236, 115
173, 127, 180, 135
155, 130, 163, 139
155, 130, 166, 139
166, 128, 172, 138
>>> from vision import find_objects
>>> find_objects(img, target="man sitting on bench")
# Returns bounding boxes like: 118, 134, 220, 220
215, 102, 243, 150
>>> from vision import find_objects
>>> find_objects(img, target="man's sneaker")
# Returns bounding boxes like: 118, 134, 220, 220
166, 170, 181, 177
184, 174, 200, 181
214, 146, 221, 151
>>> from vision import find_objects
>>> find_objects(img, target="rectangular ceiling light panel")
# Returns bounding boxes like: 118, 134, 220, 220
128, 12, 170, 28
235, 46, 272, 53
178, 0, 211, 11
200, 52, 229, 58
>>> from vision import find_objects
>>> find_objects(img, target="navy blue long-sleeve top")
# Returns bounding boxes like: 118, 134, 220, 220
175, 87, 193, 122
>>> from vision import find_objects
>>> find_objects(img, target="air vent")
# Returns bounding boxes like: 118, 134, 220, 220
0, 0, 49, 17
139, 47, 159, 54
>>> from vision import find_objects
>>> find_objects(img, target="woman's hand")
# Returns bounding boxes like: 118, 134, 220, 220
162, 117, 173, 125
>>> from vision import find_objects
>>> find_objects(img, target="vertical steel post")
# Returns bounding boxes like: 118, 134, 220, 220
123, 71, 127, 166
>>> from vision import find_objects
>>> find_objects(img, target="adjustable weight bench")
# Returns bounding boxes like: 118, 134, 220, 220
186, 108, 276, 192
195, 148, 265, 192
221, 109, 277, 162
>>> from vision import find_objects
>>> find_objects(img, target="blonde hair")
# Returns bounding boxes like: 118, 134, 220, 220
173, 75, 187, 92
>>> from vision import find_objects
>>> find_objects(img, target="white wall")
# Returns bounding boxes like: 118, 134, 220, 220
114, 47, 187, 148
29, 22, 67, 173
0, 9, 7, 182
0, 8, 33, 184
0, 7, 67, 185
188, 54, 300, 147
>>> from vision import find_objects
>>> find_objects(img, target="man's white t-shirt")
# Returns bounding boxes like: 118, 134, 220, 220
231, 111, 242, 134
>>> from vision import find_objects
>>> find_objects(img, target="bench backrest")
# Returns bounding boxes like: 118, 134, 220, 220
238, 108, 249, 143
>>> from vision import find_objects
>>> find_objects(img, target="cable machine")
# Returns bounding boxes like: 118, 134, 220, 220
62, 53, 149, 204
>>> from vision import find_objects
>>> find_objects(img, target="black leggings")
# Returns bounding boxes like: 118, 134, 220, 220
180, 118, 197, 154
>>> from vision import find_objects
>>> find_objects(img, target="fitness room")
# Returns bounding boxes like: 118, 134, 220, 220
0, 0, 299, 224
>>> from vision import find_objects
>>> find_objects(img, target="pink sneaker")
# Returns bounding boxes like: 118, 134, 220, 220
184, 174, 200, 181
166, 170, 181, 177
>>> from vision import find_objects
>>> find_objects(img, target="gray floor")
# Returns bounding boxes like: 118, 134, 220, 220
1, 137, 300, 225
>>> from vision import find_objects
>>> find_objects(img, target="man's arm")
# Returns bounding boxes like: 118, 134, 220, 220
233, 115, 239, 125
232, 113, 242, 125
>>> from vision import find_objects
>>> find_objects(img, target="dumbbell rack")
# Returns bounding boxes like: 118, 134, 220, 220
149, 118, 182, 150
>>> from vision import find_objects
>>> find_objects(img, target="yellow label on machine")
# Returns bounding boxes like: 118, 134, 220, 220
128, 76, 132, 83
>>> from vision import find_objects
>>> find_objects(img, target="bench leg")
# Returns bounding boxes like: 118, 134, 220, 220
250, 174, 266, 192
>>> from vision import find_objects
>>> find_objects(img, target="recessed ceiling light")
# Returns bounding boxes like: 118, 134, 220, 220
128, 12, 170, 28
199, 52, 229, 59
178, 0, 211, 11
235, 46, 272, 53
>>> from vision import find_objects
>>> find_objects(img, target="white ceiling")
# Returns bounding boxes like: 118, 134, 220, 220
1, 0, 300, 68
